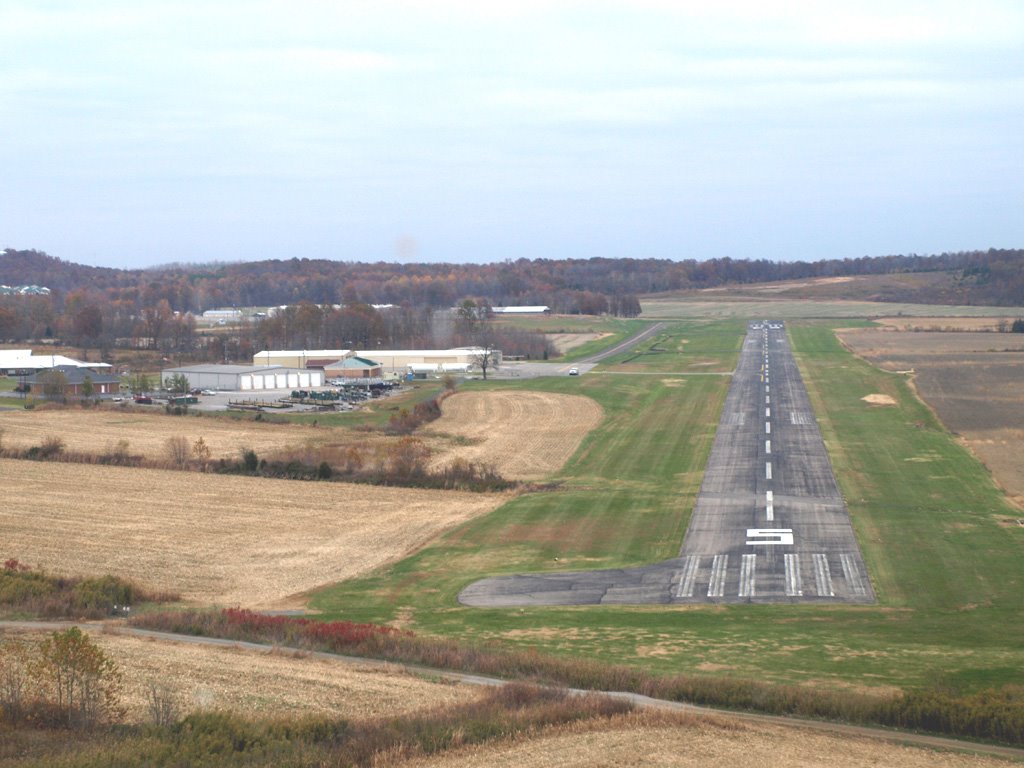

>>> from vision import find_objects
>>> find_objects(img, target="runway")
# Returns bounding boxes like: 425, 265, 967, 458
459, 322, 875, 606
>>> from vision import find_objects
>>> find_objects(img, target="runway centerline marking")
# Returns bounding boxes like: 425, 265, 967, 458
765, 421, 771, 434
765, 490, 774, 522
766, 439, 772, 454
766, 461, 772, 480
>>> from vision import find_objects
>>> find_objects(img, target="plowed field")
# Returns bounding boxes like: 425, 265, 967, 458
425, 391, 604, 480
837, 327, 1024, 509
0, 459, 504, 607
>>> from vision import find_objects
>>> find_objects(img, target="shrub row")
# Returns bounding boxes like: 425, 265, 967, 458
0, 559, 176, 619
132, 608, 1024, 747
2, 428, 513, 492
4, 684, 631, 766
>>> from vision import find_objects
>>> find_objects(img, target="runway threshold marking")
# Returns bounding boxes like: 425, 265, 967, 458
707, 555, 728, 597
840, 554, 868, 596
813, 554, 835, 596
784, 554, 803, 596
739, 554, 756, 597
674, 556, 701, 598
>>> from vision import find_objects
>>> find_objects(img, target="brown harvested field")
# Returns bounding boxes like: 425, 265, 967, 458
0, 628, 478, 722
401, 712, 1013, 768
424, 391, 604, 480
837, 328, 1024, 508
0, 459, 505, 607
0, 407, 334, 460
875, 316, 1023, 332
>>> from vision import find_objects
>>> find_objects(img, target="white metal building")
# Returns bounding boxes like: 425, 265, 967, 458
161, 364, 323, 392
253, 349, 353, 368
354, 347, 499, 372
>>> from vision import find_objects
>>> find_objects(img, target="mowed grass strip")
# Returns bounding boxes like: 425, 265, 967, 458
595, 320, 741, 373
312, 319, 1024, 693
790, 323, 1024, 612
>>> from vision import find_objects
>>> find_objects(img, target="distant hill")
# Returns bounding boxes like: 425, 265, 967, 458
2, 247, 1022, 312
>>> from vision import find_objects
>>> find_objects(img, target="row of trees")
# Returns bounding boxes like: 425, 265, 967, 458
5, 248, 1024, 318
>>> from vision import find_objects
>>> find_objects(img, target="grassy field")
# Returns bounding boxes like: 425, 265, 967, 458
310, 318, 1024, 693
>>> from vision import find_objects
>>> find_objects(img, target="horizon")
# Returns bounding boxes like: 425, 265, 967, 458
3, 2, 1023, 270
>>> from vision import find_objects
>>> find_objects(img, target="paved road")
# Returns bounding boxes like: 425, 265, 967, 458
2, 620, 1018, 761
459, 321, 875, 606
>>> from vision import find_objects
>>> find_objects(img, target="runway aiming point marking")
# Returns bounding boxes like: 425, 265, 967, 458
746, 528, 794, 546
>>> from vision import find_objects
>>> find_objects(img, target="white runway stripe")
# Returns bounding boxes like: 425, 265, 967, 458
784, 553, 802, 596
707, 555, 728, 597
739, 554, 756, 597
840, 554, 868, 596
813, 554, 834, 597
766, 461, 772, 480
765, 421, 771, 434
674, 556, 701, 598
765, 490, 774, 521
766, 439, 772, 454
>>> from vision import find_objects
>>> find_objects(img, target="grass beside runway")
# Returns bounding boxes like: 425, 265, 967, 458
310, 318, 1024, 693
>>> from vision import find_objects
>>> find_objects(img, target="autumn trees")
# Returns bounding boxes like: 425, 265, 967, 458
0, 628, 122, 728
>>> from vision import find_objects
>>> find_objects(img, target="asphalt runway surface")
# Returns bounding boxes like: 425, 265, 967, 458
460, 321, 875, 606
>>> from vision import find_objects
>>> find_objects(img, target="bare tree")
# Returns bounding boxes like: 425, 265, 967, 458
164, 435, 190, 469
470, 322, 500, 381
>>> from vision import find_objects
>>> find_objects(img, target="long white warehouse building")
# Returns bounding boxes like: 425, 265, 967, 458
161, 364, 323, 392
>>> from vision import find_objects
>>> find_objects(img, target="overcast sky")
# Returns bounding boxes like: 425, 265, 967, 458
2, 1, 1022, 269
